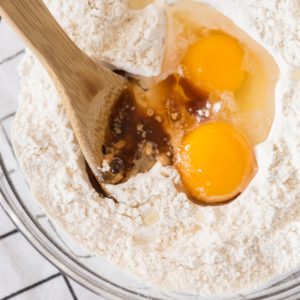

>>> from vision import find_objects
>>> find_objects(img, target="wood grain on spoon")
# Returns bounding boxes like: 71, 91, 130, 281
0, 0, 126, 196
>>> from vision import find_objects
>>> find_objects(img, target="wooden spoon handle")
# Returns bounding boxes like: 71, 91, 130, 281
0, 0, 106, 92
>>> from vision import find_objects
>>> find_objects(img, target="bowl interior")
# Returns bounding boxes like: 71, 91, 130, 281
1, 29, 300, 300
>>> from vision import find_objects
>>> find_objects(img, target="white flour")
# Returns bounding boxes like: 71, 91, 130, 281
11, 0, 300, 296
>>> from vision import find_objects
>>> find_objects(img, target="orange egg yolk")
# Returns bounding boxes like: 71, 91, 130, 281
177, 122, 257, 204
182, 34, 246, 93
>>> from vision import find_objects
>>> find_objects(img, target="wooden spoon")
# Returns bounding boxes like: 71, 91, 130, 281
0, 0, 126, 196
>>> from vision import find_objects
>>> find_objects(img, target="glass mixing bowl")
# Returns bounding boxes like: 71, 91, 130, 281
1, 24, 300, 300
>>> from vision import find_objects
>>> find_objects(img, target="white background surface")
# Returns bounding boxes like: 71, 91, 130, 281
0, 17, 104, 300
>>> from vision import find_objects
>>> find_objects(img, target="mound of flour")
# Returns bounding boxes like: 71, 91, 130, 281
12, 0, 300, 295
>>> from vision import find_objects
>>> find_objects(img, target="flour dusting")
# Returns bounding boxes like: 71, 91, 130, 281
12, 0, 300, 295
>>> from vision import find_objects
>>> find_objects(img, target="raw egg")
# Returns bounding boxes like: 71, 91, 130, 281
177, 122, 257, 204
182, 33, 246, 93
160, 1, 279, 145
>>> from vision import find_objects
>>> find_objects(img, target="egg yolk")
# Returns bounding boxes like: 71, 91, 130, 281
182, 34, 246, 93
177, 122, 257, 204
